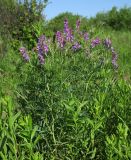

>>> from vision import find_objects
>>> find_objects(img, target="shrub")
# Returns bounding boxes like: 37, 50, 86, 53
0, 0, 48, 50
89, 7, 131, 30
15, 19, 131, 159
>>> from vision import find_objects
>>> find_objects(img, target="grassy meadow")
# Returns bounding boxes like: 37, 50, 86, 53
0, 1, 131, 160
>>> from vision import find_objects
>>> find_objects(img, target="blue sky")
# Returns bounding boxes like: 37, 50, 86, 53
44, 0, 131, 20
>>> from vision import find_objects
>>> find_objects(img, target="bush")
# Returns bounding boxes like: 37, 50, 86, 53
89, 7, 131, 30
0, 0, 48, 50
15, 19, 131, 159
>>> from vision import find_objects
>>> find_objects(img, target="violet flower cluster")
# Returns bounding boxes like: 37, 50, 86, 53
56, 19, 74, 48
19, 19, 119, 70
37, 35, 49, 64
66, 28, 74, 42
83, 32, 89, 41
91, 38, 100, 48
56, 31, 65, 48
111, 47, 118, 69
103, 38, 112, 49
72, 42, 81, 51
64, 19, 69, 34
64, 19, 74, 42
19, 47, 30, 61
103, 38, 118, 69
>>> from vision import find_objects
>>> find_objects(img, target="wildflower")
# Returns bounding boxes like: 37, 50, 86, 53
37, 35, 49, 64
38, 54, 45, 64
103, 38, 112, 49
37, 35, 49, 55
36, 45, 43, 55
72, 42, 81, 51
56, 31, 65, 48
63, 19, 74, 42
66, 28, 74, 42
38, 35, 46, 44
111, 47, 118, 69
91, 38, 100, 48
76, 19, 80, 31
64, 19, 69, 34
56, 31, 61, 40
19, 47, 30, 61
43, 44, 49, 54
84, 32, 89, 41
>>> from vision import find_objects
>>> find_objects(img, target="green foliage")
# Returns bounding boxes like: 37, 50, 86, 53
15, 28, 130, 159
11, 0, 48, 49
0, 0, 48, 50
1, 48, 130, 159
90, 7, 131, 30
0, 96, 43, 159
106, 123, 131, 159
0, 4, 131, 160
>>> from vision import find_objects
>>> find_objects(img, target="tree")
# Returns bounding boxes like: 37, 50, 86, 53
0, 0, 48, 49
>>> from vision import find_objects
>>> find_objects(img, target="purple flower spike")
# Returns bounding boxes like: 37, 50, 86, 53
19, 47, 30, 61
38, 54, 45, 64
66, 28, 74, 42
63, 19, 74, 42
37, 35, 49, 55
36, 35, 49, 64
91, 38, 100, 48
103, 38, 112, 48
23, 53, 30, 61
84, 32, 89, 41
72, 42, 81, 51
56, 31, 61, 40
56, 31, 65, 48
38, 35, 46, 44
64, 19, 69, 34
76, 19, 80, 31
111, 47, 118, 69
43, 44, 49, 54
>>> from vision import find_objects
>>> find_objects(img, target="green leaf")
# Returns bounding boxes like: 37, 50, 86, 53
31, 126, 38, 140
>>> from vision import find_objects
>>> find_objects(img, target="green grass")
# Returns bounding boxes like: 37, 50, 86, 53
103, 29, 131, 81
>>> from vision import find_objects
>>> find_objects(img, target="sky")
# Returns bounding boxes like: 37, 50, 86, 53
44, 0, 131, 20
